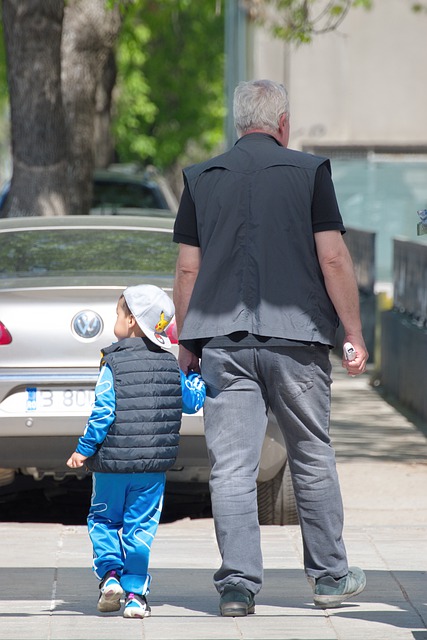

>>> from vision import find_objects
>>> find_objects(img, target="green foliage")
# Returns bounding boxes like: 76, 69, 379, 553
0, 16, 10, 179
113, 21, 158, 160
353, 0, 372, 7
412, 2, 427, 12
114, 0, 226, 170
247, 0, 373, 44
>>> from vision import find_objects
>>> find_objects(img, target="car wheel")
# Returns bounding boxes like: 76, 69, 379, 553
257, 460, 299, 525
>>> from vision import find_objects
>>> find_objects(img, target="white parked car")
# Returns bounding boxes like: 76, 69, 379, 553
0, 215, 297, 524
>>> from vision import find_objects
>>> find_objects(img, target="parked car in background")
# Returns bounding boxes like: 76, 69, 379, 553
0, 165, 178, 217
0, 215, 297, 524
91, 165, 178, 214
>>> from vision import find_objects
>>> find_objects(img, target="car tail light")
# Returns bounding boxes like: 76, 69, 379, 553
165, 317, 179, 344
0, 321, 12, 345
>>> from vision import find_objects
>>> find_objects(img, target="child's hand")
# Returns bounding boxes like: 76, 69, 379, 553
66, 452, 87, 468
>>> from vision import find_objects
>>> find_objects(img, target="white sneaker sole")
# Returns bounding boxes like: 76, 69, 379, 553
123, 605, 151, 619
313, 578, 366, 608
97, 584, 124, 612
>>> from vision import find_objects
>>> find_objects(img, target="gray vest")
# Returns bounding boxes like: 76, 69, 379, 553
86, 338, 181, 474
181, 133, 338, 346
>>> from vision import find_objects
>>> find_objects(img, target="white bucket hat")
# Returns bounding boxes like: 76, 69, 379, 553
123, 284, 175, 349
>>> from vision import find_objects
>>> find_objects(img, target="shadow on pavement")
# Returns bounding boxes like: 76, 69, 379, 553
0, 474, 212, 525
0, 566, 424, 639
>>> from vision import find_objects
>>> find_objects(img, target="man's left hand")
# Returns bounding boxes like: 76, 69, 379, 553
178, 344, 200, 375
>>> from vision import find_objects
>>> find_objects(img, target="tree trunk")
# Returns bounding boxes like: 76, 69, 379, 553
94, 50, 117, 168
2, 0, 68, 217
61, 0, 121, 214
1, 0, 121, 218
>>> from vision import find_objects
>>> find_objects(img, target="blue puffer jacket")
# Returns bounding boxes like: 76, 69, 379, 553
85, 337, 182, 473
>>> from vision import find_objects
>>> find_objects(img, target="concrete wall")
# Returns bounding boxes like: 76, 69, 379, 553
249, 0, 427, 151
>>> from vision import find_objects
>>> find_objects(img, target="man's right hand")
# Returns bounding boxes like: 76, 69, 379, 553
178, 344, 200, 375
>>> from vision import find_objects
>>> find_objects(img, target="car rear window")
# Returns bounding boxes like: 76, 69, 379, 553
92, 181, 167, 210
0, 228, 178, 278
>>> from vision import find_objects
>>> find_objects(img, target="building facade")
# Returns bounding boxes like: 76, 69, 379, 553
248, 0, 427, 154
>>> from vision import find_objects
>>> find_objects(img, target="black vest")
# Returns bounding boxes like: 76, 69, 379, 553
181, 133, 339, 346
86, 337, 181, 474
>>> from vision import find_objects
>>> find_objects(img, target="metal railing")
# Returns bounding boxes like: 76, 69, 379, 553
334, 227, 376, 361
393, 238, 427, 326
344, 228, 376, 295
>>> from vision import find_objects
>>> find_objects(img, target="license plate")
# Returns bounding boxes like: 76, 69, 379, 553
0, 388, 95, 414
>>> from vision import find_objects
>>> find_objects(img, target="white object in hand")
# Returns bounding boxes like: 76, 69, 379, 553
344, 342, 356, 361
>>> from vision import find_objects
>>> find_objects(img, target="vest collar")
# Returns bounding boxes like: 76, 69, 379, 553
235, 132, 283, 147
103, 336, 162, 356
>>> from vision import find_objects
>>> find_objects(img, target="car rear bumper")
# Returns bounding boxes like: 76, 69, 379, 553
0, 410, 205, 437
0, 433, 210, 483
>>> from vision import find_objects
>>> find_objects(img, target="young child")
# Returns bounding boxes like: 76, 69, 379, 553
67, 284, 205, 619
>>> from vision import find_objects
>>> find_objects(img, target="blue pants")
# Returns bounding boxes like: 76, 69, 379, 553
201, 345, 348, 596
87, 472, 165, 595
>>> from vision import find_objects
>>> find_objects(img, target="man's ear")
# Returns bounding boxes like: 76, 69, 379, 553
278, 113, 290, 147
279, 113, 287, 128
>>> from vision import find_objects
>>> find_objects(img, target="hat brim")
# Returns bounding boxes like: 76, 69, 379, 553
141, 325, 172, 349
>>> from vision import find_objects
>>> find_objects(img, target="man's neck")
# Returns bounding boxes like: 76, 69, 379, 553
241, 129, 284, 146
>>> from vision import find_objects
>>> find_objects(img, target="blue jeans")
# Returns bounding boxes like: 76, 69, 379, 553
201, 345, 348, 595
87, 472, 165, 595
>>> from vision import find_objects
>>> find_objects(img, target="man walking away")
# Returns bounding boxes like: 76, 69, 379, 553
173, 79, 368, 616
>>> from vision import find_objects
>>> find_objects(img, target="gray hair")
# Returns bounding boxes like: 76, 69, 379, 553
233, 79, 290, 137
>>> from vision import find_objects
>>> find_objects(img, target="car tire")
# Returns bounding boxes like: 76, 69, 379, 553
257, 460, 299, 525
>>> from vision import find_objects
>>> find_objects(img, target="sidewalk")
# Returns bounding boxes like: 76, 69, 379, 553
1, 358, 426, 640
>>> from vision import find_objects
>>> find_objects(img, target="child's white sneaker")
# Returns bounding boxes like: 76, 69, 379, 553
97, 570, 124, 612
123, 592, 151, 618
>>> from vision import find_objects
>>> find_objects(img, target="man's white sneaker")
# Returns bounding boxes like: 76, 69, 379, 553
123, 593, 151, 619
97, 570, 124, 612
